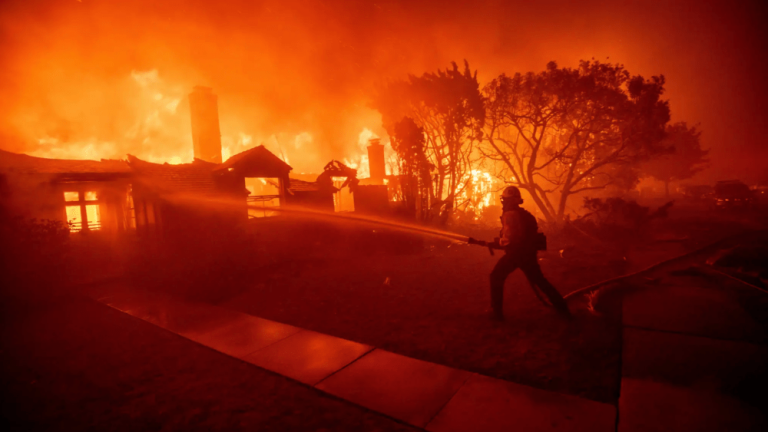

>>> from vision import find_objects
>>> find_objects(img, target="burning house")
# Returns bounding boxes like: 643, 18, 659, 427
0, 149, 133, 235
0, 87, 298, 237
125, 146, 292, 238
214, 145, 292, 219
0, 144, 294, 238
0, 86, 394, 237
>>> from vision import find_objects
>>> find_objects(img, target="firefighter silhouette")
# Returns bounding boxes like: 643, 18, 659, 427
486, 186, 571, 321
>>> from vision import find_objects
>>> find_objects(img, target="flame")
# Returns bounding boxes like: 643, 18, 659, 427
20, 66, 380, 173
457, 169, 498, 219
28, 69, 192, 163
339, 127, 383, 179
125, 69, 189, 163
471, 169, 495, 210
294, 132, 312, 150
343, 154, 369, 179
222, 133, 255, 162
31, 137, 119, 161
357, 128, 378, 150
29, 68, 321, 167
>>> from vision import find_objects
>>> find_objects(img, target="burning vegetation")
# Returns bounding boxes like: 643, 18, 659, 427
0, 57, 707, 234
0, 0, 759, 232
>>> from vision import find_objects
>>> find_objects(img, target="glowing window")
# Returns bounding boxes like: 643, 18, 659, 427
332, 178, 355, 212
85, 205, 101, 230
65, 206, 83, 232
63, 191, 101, 232
246, 177, 281, 218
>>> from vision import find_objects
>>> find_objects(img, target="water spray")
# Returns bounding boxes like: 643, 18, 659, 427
253, 205, 508, 255
166, 192, 476, 244
263, 205, 471, 243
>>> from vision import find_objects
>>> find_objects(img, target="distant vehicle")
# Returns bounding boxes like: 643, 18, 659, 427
714, 180, 755, 208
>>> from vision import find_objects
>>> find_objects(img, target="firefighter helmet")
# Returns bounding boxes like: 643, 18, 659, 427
501, 186, 522, 201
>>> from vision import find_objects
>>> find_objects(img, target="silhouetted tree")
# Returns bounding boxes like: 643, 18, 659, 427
373, 61, 485, 222
390, 117, 432, 220
642, 122, 708, 197
482, 60, 670, 225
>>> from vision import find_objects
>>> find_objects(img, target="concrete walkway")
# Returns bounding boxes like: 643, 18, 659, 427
94, 284, 615, 431
618, 267, 768, 432
92, 265, 767, 431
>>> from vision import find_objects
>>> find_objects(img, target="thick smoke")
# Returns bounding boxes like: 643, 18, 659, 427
1, 0, 766, 179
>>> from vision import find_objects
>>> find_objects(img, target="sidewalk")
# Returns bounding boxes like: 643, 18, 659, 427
617, 262, 767, 432
94, 282, 615, 431
92, 261, 767, 432
0, 295, 419, 431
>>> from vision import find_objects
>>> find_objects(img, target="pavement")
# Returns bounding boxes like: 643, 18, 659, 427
93, 283, 615, 431
618, 262, 767, 432
89, 255, 767, 431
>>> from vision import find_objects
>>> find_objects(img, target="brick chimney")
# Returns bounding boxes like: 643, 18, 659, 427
367, 138, 386, 185
188, 86, 223, 163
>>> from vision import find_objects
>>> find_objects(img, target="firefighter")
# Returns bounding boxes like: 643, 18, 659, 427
488, 186, 571, 321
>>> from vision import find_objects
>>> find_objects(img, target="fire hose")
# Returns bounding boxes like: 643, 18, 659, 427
466, 237, 503, 256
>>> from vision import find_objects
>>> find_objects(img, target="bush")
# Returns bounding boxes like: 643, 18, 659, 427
571, 197, 666, 244
581, 197, 650, 229
0, 214, 72, 294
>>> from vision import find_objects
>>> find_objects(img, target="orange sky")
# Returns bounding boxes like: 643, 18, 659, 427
1, 0, 766, 181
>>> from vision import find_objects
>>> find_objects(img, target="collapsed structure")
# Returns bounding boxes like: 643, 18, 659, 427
0, 87, 392, 237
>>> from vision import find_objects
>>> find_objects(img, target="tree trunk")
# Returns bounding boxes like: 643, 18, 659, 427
527, 188, 556, 226
557, 192, 567, 224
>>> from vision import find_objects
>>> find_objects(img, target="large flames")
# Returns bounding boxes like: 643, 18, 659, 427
18, 65, 498, 215
23, 69, 375, 176
342, 128, 376, 179
463, 169, 497, 214
30, 69, 191, 163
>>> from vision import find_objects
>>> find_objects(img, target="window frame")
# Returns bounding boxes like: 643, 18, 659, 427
245, 177, 283, 218
63, 189, 102, 232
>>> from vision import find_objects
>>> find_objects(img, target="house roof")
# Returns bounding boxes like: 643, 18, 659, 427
0, 149, 131, 177
0, 145, 294, 198
127, 155, 219, 195
214, 145, 292, 177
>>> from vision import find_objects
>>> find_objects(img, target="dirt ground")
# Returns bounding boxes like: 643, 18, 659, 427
0, 295, 418, 432
218, 205, 765, 404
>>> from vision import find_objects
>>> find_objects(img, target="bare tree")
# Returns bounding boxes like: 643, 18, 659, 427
482, 60, 670, 225
373, 61, 485, 221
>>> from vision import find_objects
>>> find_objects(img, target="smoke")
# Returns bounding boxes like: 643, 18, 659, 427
1, 0, 766, 179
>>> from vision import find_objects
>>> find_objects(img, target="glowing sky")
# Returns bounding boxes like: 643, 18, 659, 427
1, 0, 766, 181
